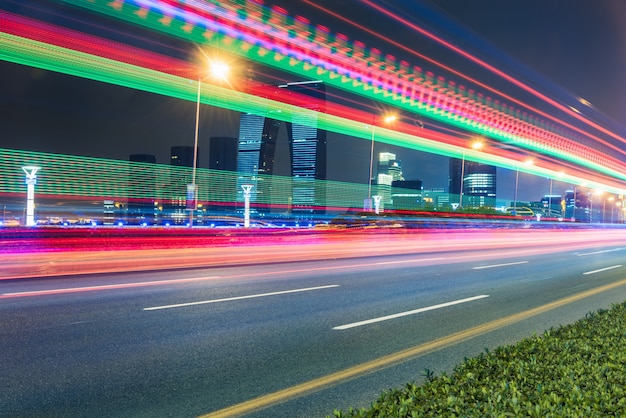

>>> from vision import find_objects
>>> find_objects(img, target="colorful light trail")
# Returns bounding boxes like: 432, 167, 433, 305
1, 1, 625, 208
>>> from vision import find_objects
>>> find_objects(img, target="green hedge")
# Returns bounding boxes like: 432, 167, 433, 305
332, 301, 626, 417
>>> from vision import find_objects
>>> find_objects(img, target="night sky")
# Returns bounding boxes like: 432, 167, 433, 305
1, 0, 625, 204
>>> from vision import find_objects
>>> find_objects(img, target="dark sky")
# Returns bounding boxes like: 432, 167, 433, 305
1, 0, 625, 203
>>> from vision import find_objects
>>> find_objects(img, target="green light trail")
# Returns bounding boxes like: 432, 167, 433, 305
1, 28, 624, 196
58, 0, 626, 187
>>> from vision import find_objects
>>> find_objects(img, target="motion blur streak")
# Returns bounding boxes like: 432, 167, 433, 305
10, 1, 626, 187
302, 0, 626, 160
3, 229, 626, 280
361, 0, 626, 150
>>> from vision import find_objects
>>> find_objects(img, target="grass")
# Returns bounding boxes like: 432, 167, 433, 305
331, 301, 626, 417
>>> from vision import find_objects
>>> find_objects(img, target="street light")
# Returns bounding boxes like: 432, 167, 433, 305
512, 158, 533, 216
458, 139, 484, 208
590, 190, 603, 223
22, 166, 41, 226
366, 113, 397, 211
188, 60, 229, 227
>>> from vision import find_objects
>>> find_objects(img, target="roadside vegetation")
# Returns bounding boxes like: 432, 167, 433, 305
331, 301, 626, 417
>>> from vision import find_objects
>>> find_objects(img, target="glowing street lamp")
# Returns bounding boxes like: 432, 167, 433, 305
22, 166, 41, 226
459, 139, 484, 208
189, 59, 230, 227
366, 113, 397, 211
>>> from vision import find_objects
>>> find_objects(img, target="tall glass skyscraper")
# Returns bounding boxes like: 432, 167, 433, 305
237, 80, 326, 215
449, 158, 496, 208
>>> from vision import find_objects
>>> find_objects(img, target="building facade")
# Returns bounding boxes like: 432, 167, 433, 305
236, 80, 327, 216
449, 158, 496, 208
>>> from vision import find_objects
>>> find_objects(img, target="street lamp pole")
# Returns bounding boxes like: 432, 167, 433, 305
513, 158, 532, 216
459, 140, 483, 209
188, 76, 202, 227
459, 152, 465, 208
366, 114, 397, 212
513, 169, 519, 216
548, 178, 553, 216
367, 123, 375, 206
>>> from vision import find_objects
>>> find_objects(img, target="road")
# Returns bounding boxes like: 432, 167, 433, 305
2, 229, 626, 417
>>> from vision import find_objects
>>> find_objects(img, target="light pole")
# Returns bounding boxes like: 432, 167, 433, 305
22, 166, 41, 226
241, 184, 253, 227
512, 158, 533, 216
188, 61, 229, 227
366, 113, 396, 211
458, 140, 484, 208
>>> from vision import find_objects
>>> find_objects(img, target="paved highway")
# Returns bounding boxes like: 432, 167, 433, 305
2, 230, 626, 417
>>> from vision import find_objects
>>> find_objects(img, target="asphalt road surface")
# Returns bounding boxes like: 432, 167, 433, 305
2, 230, 626, 417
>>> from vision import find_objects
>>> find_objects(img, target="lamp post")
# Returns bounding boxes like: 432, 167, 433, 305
458, 140, 484, 208
188, 61, 229, 227
512, 158, 533, 216
22, 166, 40, 227
366, 113, 396, 211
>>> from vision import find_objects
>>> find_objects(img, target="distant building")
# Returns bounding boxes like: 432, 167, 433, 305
209, 137, 237, 171
237, 80, 326, 216
170, 146, 195, 168
391, 180, 423, 211
128, 154, 157, 224
565, 189, 590, 222
423, 188, 450, 209
540, 195, 563, 217
209, 136, 238, 212
373, 152, 404, 211
449, 158, 496, 208
167, 146, 195, 224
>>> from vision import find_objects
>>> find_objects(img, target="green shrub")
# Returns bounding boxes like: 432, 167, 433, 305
332, 302, 626, 417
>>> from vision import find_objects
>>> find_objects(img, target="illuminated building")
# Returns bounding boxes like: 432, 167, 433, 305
209, 137, 237, 171
565, 190, 590, 222
374, 152, 404, 210
209, 136, 238, 212
391, 180, 423, 210
449, 158, 496, 208
168, 146, 195, 224
540, 195, 563, 217
237, 80, 326, 215
128, 154, 157, 224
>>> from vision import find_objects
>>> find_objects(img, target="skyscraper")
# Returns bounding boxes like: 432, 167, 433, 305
209, 137, 237, 171
209, 136, 238, 212
449, 158, 496, 208
168, 146, 195, 224
237, 80, 326, 215
128, 154, 157, 224
374, 152, 404, 210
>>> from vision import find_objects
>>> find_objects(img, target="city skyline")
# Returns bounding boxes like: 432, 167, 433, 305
1, 0, 625, 206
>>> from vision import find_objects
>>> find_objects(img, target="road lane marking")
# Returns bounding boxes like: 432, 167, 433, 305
0, 276, 221, 298
333, 295, 490, 330
577, 248, 623, 256
200, 276, 626, 418
473, 261, 529, 270
583, 265, 622, 275
143, 285, 340, 311
375, 257, 445, 265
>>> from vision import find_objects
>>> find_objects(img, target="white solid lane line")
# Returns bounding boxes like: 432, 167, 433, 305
582, 265, 622, 275
472, 261, 529, 270
144, 284, 340, 311
1, 276, 221, 298
577, 248, 623, 256
333, 294, 490, 330
375, 257, 445, 265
